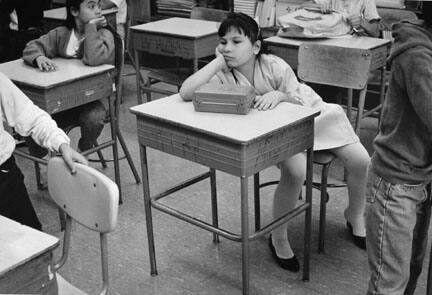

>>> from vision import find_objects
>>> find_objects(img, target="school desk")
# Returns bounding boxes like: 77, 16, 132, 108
0, 58, 121, 196
130, 94, 319, 295
42, 7, 118, 32
265, 35, 391, 133
130, 17, 220, 103
0, 215, 59, 294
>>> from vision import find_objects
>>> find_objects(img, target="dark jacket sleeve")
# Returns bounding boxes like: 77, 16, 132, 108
82, 23, 115, 66
397, 46, 432, 132
22, 27, 65, 66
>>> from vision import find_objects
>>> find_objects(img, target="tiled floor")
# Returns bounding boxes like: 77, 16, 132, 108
18, 64, 430, 295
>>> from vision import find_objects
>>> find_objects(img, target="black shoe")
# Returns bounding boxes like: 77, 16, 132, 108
347, 222, 366, 250
268, 235, 300, 272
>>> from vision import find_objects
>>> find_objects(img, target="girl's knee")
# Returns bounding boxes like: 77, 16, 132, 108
279, 157, 306, 183
79, 102, 106, 126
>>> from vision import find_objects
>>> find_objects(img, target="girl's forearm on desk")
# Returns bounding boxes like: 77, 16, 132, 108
179, 57, 226, 101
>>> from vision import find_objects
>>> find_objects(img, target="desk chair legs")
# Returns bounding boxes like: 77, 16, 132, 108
240, 176, 250, 294
210, 168, 219, 243
140, 146, 158, 276
117, 129, 141, 184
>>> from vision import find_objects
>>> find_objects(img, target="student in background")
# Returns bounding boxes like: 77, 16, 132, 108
0, 0, 50, 62
180, 13, 370, 272
365, 3, 432, 294
0, 71, 87, 231
101, 0, 127, 40
22, 0, 114, 163
300, 0, 381, 37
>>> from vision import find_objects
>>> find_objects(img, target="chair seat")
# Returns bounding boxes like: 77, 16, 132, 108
56, 274, 88, 295
314, 150, 336, 165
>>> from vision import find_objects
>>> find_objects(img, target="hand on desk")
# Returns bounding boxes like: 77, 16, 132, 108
254, 91, 283, 111
35, 56, 58, 72
59, 143, 88, 174
347, 14, 363, 30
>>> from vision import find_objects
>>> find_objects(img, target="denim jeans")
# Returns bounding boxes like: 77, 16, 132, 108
365, 168, 431, 295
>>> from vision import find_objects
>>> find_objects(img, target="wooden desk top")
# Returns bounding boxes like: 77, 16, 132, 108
0, 58, 114, 89
265, 35, 391, 50
43, 7, 118, 20
130, 17, 219, 39
130, 94, 318, 144
0, 215, 59, 276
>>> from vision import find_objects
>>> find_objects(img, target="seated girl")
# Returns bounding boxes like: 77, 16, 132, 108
22, 0, 115, 157
180, 13, 370, 272
299, 0, 381, 37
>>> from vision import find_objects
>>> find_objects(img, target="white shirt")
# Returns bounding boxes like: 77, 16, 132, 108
0, 72, 70, 165
315, 0, 380, 21
66, 29, 85, 57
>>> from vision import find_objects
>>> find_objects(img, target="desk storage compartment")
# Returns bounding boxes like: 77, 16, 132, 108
193, 83, 256, 115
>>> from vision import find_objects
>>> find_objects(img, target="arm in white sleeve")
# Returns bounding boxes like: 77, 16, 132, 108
0, 72, 70, 152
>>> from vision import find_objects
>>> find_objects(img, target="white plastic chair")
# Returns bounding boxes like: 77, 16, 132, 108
47, 157, 119, 295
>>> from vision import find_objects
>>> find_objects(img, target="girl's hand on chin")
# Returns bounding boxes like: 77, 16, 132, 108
215, 47, 230, 72
253, 91, 282, 111
89, 16, 107, 29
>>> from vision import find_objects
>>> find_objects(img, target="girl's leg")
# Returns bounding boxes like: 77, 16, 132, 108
271, 153, 306, 258
78, 101, 106, 151
331, 142, 370, 237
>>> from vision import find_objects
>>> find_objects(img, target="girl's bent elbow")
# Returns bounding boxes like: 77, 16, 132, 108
179, 89, 192, 101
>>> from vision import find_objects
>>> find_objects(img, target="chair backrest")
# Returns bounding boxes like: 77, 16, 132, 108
47, 157, 119, 294
190, 6, 229, 22
297, 43, 372, 90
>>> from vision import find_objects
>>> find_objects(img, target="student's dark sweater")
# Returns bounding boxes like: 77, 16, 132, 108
372, 20, 432, 184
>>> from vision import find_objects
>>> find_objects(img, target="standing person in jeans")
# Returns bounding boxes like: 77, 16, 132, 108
365, 3, 432, 294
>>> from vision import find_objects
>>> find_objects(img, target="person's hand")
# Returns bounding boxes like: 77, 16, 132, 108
215, 46, 230, 72
89, 16, 107, 29
348, 14, 362, 29
35, 56, 57, 72
254, 91, 283, 111
58, 143, 88, 174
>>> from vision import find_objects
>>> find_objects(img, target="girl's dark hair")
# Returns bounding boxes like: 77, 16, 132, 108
218, 12, 268, 55
65, 0, 86, 29
423, 2, 432, 28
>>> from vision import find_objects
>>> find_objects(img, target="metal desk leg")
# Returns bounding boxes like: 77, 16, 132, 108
109, 94, 121, 203
303, 147, 313, 282
140, 145, 158, 276
241, 176, 250, 295
210, 168, 219, 243
135, 49, 143, 105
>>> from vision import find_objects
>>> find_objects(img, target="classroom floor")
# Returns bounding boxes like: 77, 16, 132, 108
18, 63, 430, 295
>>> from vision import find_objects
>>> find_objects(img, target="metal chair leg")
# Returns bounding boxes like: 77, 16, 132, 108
318, 163, 331, 254
117, 129, 141, 184
253, 173, 261, 232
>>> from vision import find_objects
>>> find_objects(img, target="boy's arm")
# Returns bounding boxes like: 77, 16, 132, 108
179, 53, 227, 101
0, 72, 70, 152
22, 28, 60, 66
399, 49, 432, 132
82, 23, 115, 66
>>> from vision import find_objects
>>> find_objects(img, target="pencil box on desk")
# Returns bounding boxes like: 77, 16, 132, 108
193, 83, 256, 115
